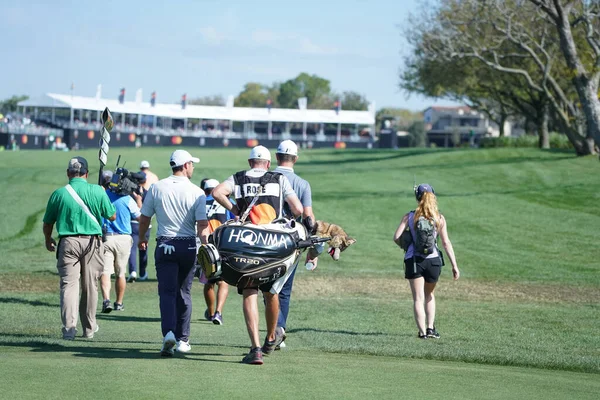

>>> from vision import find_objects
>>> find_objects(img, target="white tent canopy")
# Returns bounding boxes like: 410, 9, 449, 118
19, 93, 376, 125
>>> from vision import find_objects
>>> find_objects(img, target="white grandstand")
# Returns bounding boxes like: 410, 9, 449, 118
18, 93, 376, 142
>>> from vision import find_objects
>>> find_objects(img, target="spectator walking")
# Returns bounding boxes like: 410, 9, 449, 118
139, 160, 159, 189
212, 145, 303, 365
198, 178, 234, 325
99, 171, 142, 313
138, 150, 209, 356
42, 157, 116, 340
128, 171, 148, 282
393, 183, 460, 339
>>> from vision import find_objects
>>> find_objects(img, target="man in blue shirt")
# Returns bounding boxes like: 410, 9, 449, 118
100, 170, 142, 313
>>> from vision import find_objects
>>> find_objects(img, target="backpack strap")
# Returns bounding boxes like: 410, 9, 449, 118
65, 184, 101, 229
238, 171, 281, 223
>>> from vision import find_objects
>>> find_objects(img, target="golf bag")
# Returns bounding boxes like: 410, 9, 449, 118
198, 219, 327, 289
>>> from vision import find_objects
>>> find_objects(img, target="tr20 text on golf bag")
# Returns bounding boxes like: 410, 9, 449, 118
198, 220, 308, 289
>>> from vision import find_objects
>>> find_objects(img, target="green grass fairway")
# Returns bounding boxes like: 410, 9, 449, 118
0, 147, 598, 399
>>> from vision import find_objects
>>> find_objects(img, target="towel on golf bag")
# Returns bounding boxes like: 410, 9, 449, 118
198, 219, 307, 289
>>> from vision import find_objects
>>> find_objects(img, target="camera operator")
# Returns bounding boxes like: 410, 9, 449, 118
100, 168, 142, 313
129, 164, 154, 282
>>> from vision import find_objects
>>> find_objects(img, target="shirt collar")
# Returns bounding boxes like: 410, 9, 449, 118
69, 177, 87, 183
169, 174, 190, 182
274, 166, 294, 173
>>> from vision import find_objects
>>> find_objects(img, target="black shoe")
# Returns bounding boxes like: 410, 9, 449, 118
241, 347, 263, 365
426, 327, 440, 339
262, 330, 284, 355
114, 302, 124, 311
418, 333, 428, 339
101, 300, 113, 314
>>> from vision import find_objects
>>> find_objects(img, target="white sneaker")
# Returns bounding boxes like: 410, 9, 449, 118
161, 331, 176, 357
176, 340, 191, 353
127, 271, 138, 283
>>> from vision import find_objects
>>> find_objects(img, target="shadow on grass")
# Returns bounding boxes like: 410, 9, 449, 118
288, 327, 386, 336
96, 314, 161, 323
0, 339, 244, 363
0, 296, 56, 307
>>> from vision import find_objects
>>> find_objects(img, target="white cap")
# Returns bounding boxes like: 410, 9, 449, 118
203, 178, 219, 190
140, 160, 150, 169
170, 149, 200, 167
276, 140, 298, 156
248, 145, 271, 161
102, 170, 113, 184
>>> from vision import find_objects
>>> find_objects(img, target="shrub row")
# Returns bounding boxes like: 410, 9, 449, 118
480, 133, 573, 149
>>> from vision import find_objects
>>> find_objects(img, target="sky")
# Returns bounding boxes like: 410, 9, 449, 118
0, 0, 460, 111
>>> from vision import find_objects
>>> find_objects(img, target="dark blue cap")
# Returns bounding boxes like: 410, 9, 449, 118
415, 183, 435, 200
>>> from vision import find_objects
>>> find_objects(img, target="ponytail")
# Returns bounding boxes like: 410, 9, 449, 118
414, 191, 440, 228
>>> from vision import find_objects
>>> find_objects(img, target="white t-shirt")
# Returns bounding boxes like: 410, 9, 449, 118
141, 175, 207, 237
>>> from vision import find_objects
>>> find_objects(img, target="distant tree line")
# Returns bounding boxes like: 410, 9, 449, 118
190, 72, 372, 111
400, 0, 600, 156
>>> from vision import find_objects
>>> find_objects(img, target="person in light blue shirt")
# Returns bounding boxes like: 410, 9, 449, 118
99, 171, 142, 313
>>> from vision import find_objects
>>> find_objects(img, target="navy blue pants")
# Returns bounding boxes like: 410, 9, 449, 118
277, 264, 297, 330
154, 238, 196, 341
129, 223, 149, 277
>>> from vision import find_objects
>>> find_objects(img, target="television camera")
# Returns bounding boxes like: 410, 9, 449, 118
108, 156, 146, 196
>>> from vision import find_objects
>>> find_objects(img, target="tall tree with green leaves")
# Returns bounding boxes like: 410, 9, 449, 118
0, 95, 29, 114
400, 0, 596, 155
277, 73, 332, 109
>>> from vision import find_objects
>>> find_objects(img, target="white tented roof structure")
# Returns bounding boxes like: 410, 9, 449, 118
19, 93, 375, 125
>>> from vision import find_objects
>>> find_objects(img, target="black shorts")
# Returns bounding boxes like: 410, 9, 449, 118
237, 281, 274, 295
404, 256, 442, 283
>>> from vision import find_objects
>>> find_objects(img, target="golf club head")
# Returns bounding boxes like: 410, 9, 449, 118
101, 108, 114, 132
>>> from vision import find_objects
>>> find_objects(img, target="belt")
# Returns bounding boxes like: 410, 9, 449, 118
105, 232, 129, 236
60, 234, 101, 238
156, 236, 196, 241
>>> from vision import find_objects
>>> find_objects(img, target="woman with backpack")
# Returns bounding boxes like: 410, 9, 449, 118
393, 183, 460, 339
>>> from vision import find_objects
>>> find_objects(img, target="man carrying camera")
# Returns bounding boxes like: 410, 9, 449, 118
100, 168, 143, 313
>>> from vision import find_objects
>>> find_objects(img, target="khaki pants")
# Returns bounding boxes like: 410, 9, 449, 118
57, 236, 104, 339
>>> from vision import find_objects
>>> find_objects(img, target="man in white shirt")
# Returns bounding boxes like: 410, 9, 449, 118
139, 150, 209, 357
212, 145, 303, 365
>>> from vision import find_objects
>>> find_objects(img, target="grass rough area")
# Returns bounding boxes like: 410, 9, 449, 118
0, 147, 598, 399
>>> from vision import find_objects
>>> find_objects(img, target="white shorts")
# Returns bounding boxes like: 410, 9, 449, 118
269, 257, 299, 295
102, 234, 133, 277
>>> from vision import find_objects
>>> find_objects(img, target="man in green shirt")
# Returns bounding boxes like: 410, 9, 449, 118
43, 156, 116, 340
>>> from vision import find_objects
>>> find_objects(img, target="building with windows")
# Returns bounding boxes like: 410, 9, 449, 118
424, 106, 511, 147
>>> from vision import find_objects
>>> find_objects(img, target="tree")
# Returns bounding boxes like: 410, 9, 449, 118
0, 95, 28, 114
337, 91, 370, 111
188, 95, 225, 106
376, 107, 423, 129
528, 0, 600, 154
277, 73, 332, 109
400, 0, 596, 155
235, 83, 274, 108
408, 120, 427, 147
